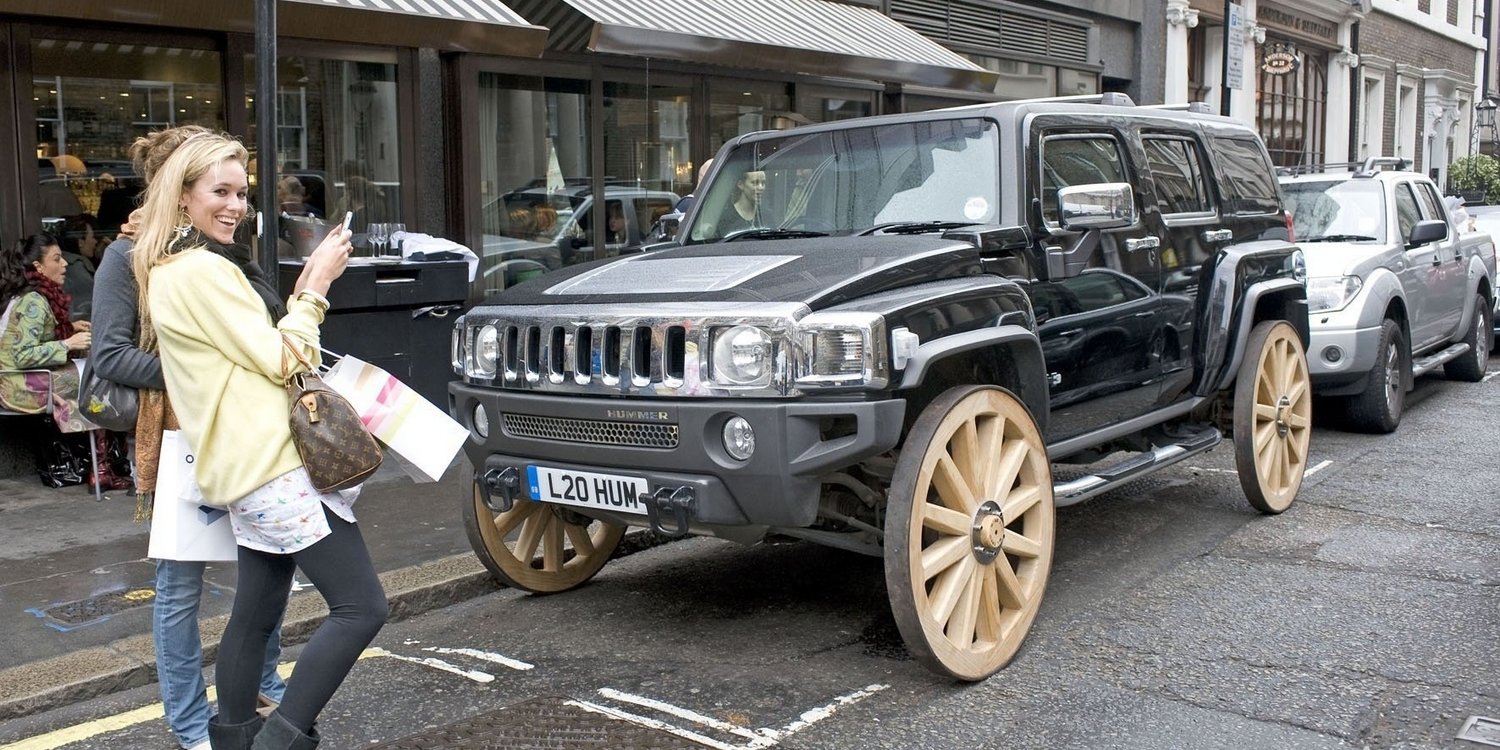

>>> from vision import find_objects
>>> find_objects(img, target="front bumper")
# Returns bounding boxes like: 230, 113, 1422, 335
1307, 320, 1382, 386
450, 383, 905, 530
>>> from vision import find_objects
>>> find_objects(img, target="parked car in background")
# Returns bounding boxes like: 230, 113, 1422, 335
477, 185, 678, 303
1280, 159, 1496, 432
1465, 203, 1500, 340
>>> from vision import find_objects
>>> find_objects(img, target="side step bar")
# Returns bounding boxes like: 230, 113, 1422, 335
1052, 425, 1222, 508
1410, 342, 1471, 378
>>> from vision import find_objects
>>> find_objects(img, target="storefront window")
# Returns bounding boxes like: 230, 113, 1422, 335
709, 80, 794, 154
602, 79, 693, 238
248, 56, 402, 244
31, 37, 223, 239
473, 72, 590, 303
796, 87, 875, 124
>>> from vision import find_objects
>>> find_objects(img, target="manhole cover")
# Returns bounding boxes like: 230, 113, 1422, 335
1459, 716, 1500, 747
28, 587, 155, 630
370, 697, 708, 749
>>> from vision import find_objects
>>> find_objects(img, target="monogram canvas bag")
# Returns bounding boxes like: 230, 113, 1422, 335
282, 335, 382, 492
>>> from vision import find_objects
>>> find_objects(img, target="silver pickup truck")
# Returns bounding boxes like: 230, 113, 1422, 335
1280, 159, 1495, 432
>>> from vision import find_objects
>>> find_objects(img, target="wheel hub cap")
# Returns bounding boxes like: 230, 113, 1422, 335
972, 501, 1006, 564
1273, 395, 1291, 438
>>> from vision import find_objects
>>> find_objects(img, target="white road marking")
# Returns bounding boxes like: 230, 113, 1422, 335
368, 647, 494, 683
578, 683, 890, 749
422, 646, 534, 671
1304, 459, 1333, 476
1187, 466, 1237, 474
569, 700, 743, 750
1483, 370, 1500, 382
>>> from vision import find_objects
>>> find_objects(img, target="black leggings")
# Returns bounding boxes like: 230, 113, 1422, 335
216, 504, 388, 731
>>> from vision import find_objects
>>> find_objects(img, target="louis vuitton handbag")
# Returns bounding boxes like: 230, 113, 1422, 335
282, 335, 382, 492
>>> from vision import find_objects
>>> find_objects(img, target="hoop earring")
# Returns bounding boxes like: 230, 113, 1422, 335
174, 208, 193, 239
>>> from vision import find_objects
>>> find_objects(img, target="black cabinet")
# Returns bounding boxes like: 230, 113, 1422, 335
279, 260, 467, 407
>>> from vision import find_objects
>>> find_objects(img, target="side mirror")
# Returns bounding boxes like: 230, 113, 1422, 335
650, 212, 684, 242
1056, 182, 1137, 232
1407, 219, 1447, 247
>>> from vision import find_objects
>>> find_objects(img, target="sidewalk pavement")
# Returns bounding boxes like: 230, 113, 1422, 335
0, 457, 632, 722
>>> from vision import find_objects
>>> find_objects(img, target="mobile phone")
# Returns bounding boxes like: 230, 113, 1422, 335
340, 211, 354, 232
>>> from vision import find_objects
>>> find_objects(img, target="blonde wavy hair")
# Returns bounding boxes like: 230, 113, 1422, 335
130, 130, 249, 351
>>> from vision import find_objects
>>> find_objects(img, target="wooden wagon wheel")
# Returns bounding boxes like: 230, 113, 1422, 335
463, 482, 626, 593
884, 385, 1055, 681
1233, 320, 1312, 514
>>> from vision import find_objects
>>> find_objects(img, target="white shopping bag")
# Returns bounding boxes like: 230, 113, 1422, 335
322, 353, 467, 483
147, 430, 238, 562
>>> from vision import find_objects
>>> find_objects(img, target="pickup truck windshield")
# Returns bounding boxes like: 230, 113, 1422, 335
1281, 179, 1387, 244
686, 118, 999, 243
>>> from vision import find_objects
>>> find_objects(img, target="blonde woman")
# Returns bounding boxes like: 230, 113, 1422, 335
132, 130, 386, 750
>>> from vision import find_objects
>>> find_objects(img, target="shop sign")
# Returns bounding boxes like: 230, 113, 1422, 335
1262, 44, 1299, 76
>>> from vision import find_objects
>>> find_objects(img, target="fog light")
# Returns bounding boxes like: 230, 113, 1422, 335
472, 403, 490, 439
1322, 346, 1343, 364
722, 416, 755, 460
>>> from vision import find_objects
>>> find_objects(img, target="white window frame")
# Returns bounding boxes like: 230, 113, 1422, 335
1360, 71, 1386, 160
1396, 77, 1418, 162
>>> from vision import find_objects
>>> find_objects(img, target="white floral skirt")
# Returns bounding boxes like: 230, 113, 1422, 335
228, 466, 361, 554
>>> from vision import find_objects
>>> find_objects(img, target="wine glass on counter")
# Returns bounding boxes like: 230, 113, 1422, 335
366, 222, 388, 257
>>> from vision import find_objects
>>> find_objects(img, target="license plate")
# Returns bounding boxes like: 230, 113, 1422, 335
526, 465, 650, 515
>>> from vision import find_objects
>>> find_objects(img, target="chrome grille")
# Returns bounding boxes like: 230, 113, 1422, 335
503, 413, 679, 449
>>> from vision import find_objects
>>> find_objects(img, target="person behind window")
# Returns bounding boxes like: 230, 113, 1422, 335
56, 215, 98, 322
0, 234, 129, 489
277, 175, 321, 218
605, 202, 630, 245
716, 169, 767, 236
131, 129, 385, 750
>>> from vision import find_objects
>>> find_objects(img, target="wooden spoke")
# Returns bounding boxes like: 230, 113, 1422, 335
1234, 321, 1311, 515
464, 481, 626, 594
885, 386, 1055, 681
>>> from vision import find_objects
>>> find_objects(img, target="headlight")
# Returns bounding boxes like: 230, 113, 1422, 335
710, 325, 773, 386
467, 324, 499, 378
1307, 276, 1363, 313
795, 312, 889, 388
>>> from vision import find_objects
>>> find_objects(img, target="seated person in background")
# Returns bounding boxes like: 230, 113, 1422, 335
716, 169, 766, 235
277, 175, 321, 218
0, 234, 128, 489
57, 216, 98, 322
605, 202, 631, 245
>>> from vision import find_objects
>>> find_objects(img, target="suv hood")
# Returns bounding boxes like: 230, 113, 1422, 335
485, 236, 982, 308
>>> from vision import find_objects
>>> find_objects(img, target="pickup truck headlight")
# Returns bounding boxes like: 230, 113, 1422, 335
1307, 276, 1363, 313
794, 312, 889, 388
466, 324, 499, 378
710, 325, 774, 386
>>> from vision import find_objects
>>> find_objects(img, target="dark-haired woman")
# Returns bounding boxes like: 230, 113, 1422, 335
0, 233, 128, 488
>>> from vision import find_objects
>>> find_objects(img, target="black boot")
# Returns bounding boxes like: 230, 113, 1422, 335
251, 711, 320, 750
208, 714, 264, 750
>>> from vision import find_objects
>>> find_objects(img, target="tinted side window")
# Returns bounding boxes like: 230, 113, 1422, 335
1209, 136, 1279, 214
1414, 182, 1443, 221
1040, 135, 1127, 224
1394, 183, 1421, 243
1143, 136, 1211, 215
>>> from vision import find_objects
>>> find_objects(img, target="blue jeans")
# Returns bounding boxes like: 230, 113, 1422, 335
153, 559, 286, 749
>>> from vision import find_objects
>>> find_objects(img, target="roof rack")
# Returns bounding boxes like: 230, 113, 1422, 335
1275, 157, 1413, 177
1140, 101, 1217, 114
1006, 92, 1137, 108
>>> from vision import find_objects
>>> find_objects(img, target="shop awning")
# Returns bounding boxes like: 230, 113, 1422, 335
511, 0, 997, 92
10, 0, 548, 57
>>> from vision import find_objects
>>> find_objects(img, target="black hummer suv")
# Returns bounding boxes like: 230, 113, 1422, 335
449, 93, 1310, 681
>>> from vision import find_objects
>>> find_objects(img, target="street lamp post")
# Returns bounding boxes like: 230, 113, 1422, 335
1477, 94, 1500, 159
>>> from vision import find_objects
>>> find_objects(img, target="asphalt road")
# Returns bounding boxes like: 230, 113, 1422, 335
2, 366, 1497, 750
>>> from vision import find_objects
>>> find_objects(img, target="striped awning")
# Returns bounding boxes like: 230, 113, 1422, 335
509, 0, 997, 91
6, 0, 547, 57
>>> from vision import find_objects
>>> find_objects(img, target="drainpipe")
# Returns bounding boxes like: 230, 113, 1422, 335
256, 0, 279, 293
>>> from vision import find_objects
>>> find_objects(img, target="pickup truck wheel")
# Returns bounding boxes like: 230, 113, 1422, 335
1443, 298, 1490, 382
1346, 319, 1404, 433
1233, 320, 1312, 514
464, 484, 626, 593
884, 385, 1054, 681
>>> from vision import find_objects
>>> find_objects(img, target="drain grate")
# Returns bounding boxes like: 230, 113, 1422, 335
1460, 716, 1500, 747
28, 587, 155, 630
369, 697, 708, 749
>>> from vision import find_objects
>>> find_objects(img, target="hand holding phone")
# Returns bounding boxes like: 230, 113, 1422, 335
341, 211, 354, 232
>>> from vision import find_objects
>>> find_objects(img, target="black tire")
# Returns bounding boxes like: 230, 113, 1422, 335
1346, 319, 1404, 434
1443, 298, 1490, 382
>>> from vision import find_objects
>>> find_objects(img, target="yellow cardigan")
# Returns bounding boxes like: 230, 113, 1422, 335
148, 248, 326, 505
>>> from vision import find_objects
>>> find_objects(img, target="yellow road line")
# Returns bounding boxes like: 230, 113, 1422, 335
0, 651, 384, 750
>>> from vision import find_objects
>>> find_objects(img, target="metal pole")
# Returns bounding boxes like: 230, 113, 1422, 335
1220, 0, 1232, 116
256, 0, 279, 293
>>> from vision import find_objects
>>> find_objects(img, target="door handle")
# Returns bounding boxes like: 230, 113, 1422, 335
1132, 310, 1155, 318
1124, 237, 1160, 252
1203, 229, 1233, 243
1058, 328, 1084, 337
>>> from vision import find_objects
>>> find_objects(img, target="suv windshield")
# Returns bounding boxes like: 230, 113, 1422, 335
1281, 179, 1386, 244
686, 118, 999, 243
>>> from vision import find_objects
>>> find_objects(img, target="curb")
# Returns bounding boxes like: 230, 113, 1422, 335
0, 528, 673, 722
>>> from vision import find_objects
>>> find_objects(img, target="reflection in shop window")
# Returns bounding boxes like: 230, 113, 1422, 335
31, 37, 223, 239
474, 72, 590, 304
